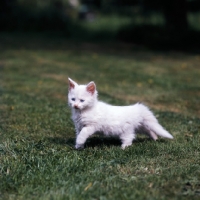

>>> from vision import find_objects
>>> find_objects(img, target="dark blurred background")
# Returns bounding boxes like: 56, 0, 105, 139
1, 0, 200, 50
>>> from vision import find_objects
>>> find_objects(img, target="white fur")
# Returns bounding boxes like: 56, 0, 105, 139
68, 78, 173, 149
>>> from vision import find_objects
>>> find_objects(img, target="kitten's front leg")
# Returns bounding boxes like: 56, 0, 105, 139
74, 122, 82, 136
75, 126, 95, 149
75, 126, 80, 136
120, 131, 136, 149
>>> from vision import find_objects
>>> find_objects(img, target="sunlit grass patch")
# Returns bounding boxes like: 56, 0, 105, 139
0, 33, 200, 199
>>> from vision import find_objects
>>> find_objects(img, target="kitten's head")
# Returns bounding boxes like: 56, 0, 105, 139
68, 78, 98, 111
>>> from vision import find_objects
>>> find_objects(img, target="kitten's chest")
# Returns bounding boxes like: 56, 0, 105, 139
72, 110, 92, 128
72, 110, 98, 128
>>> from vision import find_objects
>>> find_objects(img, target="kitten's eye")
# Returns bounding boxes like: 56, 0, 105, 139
71, 98, 75, 101
80, 99, 85, 102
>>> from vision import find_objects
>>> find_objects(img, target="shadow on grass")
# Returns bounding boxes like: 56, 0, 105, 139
46, 136, 121, 148
47, 135, 168, 149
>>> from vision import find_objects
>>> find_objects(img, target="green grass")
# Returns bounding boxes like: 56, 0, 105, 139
0, 33, 200, 200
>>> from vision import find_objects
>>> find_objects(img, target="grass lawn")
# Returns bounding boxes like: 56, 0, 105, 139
0, 33, 200, 200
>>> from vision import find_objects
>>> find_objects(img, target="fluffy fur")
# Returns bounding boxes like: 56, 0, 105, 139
68, 78, 173, 149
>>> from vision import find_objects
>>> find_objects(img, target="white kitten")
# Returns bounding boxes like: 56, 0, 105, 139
68, 78, 173, 149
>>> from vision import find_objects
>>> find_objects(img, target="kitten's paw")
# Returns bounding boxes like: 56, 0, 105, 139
75, 144, 84, 150
121, 143, 132, 150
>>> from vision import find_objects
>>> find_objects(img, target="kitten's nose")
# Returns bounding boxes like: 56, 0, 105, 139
74, 104, 79, 109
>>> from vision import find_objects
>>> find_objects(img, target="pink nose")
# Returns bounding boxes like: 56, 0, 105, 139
74, 105, 79, 109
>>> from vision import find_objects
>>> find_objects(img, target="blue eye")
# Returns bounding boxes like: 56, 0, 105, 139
71, 98, 75, 101
80, 99, 85, 102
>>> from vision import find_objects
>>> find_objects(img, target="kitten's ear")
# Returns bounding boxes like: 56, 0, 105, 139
86, 81, 96, 95
68, 78, 77, 91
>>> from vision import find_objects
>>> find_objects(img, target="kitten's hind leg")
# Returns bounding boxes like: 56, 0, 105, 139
120, 132, 136, 149
149, 130, 158, 141
138, 125, 158, 141
75, 126, 95, 149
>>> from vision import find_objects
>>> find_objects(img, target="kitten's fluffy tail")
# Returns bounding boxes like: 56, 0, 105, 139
146, 120, 173, 139
141, 105, 173, 139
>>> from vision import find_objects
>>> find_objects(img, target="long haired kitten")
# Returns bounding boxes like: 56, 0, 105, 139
68, 78, 173, 149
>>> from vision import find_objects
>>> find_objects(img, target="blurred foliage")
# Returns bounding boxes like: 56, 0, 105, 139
0, 0, 77, 31
1, 0, 200, 30
0, 0, 200, 50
